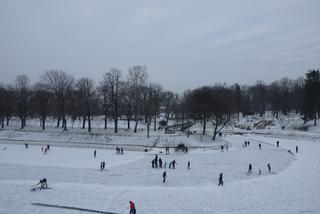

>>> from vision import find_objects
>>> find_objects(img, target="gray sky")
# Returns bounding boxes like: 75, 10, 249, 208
0, 0, 319, 92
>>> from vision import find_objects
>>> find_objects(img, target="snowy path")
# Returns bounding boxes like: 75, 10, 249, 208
0, 134, 319, 213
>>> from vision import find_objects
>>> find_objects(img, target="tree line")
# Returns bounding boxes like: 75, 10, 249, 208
0, 67, 319, 139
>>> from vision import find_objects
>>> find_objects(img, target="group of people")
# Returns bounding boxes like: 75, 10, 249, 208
100, 161, 106, 170
116, 147, 124, 154
247, 163, 271, 175
151, 154, 162, 168
243, 141, 251, 147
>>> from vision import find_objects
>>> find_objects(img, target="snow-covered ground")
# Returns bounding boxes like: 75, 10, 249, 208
1, 117, 320, 213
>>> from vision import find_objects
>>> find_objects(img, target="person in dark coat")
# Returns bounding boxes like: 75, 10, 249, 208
267, 163, 271, 173
172, 160, 176, 169
159, 158, 163, 168
218, 173, 223, 186
296, 145, 298, 153
187, 161, 190, 169
129, 201, 136, 214
259, 144, 261, 150
248, 164, 252, 174
276, 141, 279, 147
163, 171, 167, 183
94, 150, 96, 158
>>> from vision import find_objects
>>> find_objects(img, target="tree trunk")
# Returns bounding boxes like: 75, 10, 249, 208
314, 114, 317, 126
154, 115, 157, 131
212, 123, 218, 140
82, 116, 86, 129
114, 118, 118, 133
63, 115, 68, 131
1, 117, 4, 128
147, 119, 150, 138
20, 118, 24, 129
88, 115, 91, 132
104, 114, 108, 129
6, 117, 10, 126
42, 117, 46, 131
134, 120, 138, 133
202, 117, 206, 135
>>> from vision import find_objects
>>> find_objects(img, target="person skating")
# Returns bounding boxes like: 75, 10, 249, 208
163, 171, 167, 183
25, 143, 28, 149
159, 158, 162, 168
296, 145, 298, 153
218, 173, 223, 186
129, 201, 136, 214
187, 161, 190, 169
258, 168, 261, 175
172, 160, 176, 169
102, 161, 105, 170
276, 141, 279, 147
267, 163, 271, 173
151, 159, 155, 168
259, 143, 261, 150
247, 164, 252, 175
100, 162, 103, 171
94, 150, 96, 158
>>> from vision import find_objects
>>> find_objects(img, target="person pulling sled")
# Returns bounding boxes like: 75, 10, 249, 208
31, 178, 48, 191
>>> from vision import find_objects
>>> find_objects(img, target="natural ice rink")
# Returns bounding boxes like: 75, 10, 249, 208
1, 134, 320, 214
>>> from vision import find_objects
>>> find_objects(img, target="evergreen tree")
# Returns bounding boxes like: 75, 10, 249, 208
302, 69, 320, 125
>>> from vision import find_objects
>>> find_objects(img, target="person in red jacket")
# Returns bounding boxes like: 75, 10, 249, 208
129, 201, 136, 214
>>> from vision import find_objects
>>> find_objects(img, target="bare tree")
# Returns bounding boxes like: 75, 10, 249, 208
41, 70, 74, 131
15, 75, 30, 129
141, 83, 162, 138
128, 65, 148, 133
33, 83, 52, 130
101, 68, 124, 133
75, 77, 95, 132
161, 91, 174, 122
209, 86, 235, 140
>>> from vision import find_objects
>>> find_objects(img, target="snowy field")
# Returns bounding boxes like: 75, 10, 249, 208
1, 130, 320, 213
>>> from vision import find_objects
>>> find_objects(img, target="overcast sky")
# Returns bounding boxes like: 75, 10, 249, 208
0, 0, 319, 92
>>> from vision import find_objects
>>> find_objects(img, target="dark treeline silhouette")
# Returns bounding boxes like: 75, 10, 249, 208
0, 68, 319, 139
